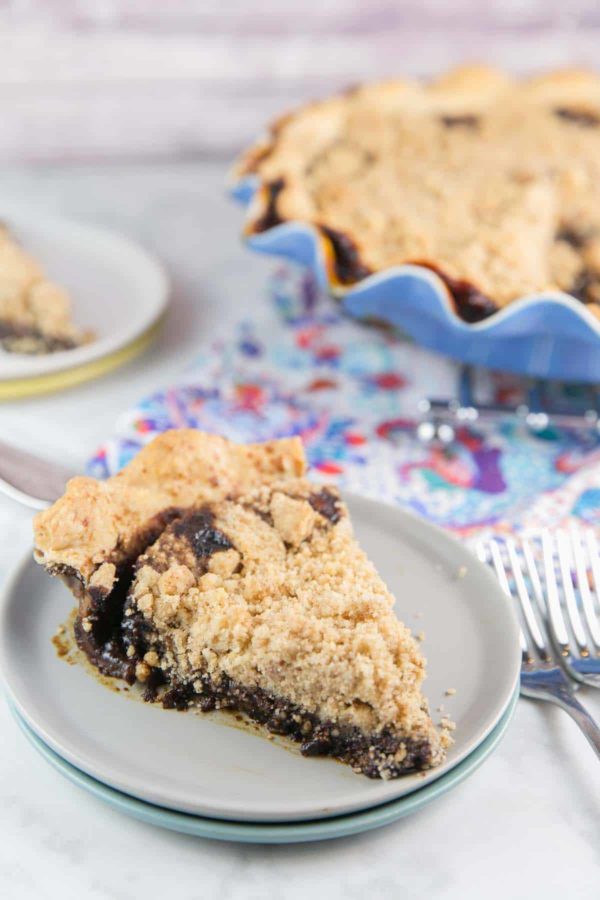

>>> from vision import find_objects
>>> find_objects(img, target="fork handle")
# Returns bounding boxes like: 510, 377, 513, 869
0, 439, 77, 510
528, 684, 600, 760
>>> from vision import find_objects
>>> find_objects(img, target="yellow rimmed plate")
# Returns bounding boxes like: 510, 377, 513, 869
0, 206, 169, 398
0, 319, 163, 400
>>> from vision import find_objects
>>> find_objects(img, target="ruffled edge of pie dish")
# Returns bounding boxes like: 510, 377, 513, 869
229, 173, 600, 382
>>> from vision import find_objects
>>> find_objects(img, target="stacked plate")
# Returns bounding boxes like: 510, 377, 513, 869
0, 495, 520, 843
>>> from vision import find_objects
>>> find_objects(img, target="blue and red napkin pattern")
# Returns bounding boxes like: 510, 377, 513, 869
89, 266, 600, 537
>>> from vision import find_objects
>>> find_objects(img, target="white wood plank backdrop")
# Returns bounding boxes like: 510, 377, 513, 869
0, 1, 598, 162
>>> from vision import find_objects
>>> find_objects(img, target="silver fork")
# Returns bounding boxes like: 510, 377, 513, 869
476, 536, 600, 760
534, 528, 600, 688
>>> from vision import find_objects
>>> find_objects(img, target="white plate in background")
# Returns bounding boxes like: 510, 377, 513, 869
0, 206, 169, 381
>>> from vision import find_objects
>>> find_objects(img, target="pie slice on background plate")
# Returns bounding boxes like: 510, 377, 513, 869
33, 429, 447, 779
0, 224, 91, 354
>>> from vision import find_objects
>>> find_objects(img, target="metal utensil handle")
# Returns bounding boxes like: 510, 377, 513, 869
556, 691, 600, 760
527, 682, 600, 761
0, 439, 78, 509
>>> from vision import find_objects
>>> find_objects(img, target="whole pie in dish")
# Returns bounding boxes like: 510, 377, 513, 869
236, 65, 600, 323
33, 429, 446, 779
0, 225, 90, 354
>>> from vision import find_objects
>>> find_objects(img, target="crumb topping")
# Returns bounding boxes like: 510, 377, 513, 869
0, 226, 90, 353
33, 430, 306, 582
127, 478, 442, 755
237, 65, 600, 318
270, 490, 317, 546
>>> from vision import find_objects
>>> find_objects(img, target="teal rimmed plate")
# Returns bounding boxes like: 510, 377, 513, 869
0, 496, 520, 823
11, 689, 518, 844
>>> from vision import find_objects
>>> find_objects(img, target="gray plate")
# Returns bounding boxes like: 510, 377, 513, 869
0, 494, 520, 822
10, 689, 519, 843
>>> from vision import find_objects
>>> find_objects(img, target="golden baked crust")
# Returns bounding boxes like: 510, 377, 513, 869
33, 430, 306, 584
0, 226, 91, 353
236, 65, 600, 321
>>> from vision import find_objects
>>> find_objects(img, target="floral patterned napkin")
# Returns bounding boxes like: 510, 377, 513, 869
89, 265, 600, 536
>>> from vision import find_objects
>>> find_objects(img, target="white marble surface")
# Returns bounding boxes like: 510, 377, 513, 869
0, 162, 598, 900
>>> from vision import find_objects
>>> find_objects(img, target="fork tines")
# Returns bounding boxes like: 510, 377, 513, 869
476, 528, 600, 673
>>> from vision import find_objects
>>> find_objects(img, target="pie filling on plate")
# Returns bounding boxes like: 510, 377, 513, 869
33, 430, 447, 779
236, 65, 600, 322
0, 225, 91, 354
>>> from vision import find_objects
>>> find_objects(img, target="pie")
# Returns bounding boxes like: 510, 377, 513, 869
0, 225, 90, 353
236, 65, 600, 322
33, 430, 445, 778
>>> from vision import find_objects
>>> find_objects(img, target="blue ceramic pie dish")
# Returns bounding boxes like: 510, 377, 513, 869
231, 175, 600, 383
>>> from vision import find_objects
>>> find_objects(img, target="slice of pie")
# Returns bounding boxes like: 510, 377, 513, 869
0, 225, 90, 354
34, 430, 445, 778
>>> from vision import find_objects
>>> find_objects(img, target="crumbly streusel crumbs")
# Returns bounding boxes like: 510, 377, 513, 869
128, 478, 442, 758
135, 661, 151, 682
440, 732, 454, 750
33, 431, 306, 583
0, 226, 91, 353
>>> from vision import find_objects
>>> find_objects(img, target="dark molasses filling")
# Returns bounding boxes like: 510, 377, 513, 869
413, 262, 498, 323
75, 574, 139, 683
319, 225, 373, 285
161, 673, 433, 777
172, 509, 234, 558
440, 114, 480, 129
569, 269, 599, 304
0, 320, 77, 353
308, 488, 342, 524
554, 107, 600, 128
554, 230, 600, 304
54, 507, 184, 682
252, 178, 286, 232
445, 279, 498, 323
47, 561, 138, 683
555, 227, 590, 249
